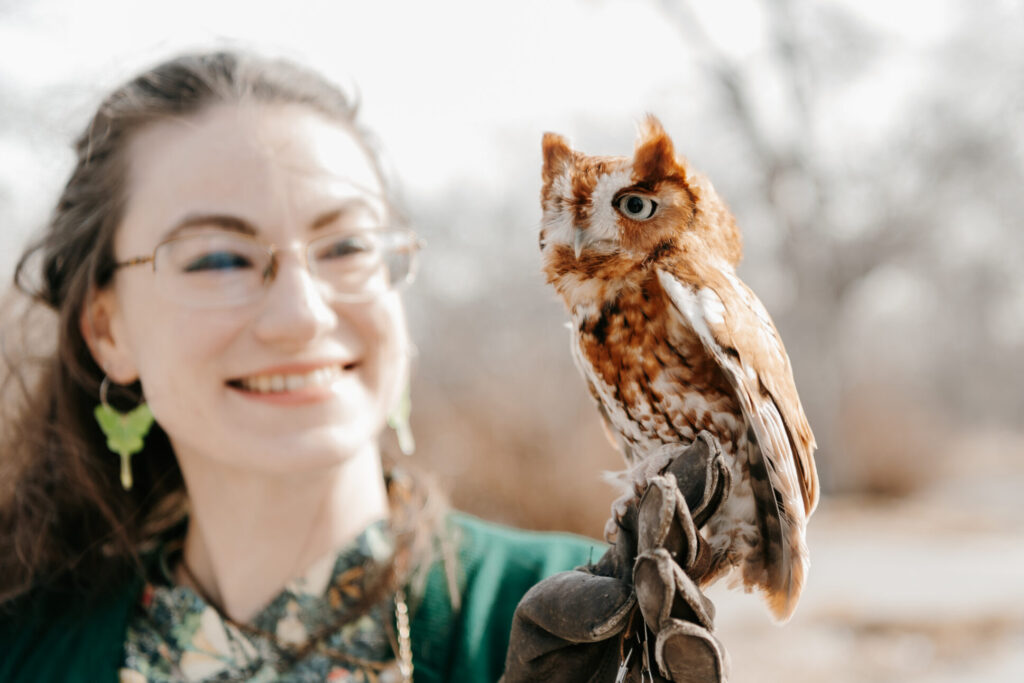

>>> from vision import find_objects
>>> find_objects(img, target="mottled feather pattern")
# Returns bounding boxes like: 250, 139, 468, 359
539, 116, 819, 621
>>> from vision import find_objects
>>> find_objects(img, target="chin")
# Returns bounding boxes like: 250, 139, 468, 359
241, 423, 382, 474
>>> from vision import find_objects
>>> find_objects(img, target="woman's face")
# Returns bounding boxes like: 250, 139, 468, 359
97, 102, 409, 473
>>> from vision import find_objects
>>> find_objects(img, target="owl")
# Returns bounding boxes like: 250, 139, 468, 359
539, 116, 819, 621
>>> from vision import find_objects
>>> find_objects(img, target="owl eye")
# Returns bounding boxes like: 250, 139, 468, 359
615, 194, 658, 220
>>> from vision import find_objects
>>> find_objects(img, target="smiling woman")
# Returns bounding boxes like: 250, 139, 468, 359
94, 101, 413, 480
0, 50, 727, 683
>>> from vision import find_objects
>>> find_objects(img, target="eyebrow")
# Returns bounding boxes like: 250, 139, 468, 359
160, 199, 383, 243
161, 214, 256, 242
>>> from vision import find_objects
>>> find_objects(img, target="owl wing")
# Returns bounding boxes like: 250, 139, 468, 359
571, 326, 638, 461
587, 376, 631, 456
656, 267, 818, 620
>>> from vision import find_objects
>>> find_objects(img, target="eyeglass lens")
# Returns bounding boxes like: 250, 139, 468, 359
153, 229, 415, 307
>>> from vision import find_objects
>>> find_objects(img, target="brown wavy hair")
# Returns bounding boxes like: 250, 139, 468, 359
0, 51, 438, 612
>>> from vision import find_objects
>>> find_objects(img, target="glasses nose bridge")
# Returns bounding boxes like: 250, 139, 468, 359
263, 240, 317, 286
261, 240, 338, 311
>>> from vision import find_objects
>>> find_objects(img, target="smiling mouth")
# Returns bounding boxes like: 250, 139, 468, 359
226, 362, 358, 394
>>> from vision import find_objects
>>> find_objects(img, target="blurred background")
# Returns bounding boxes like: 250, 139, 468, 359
2, 0, 1022, 679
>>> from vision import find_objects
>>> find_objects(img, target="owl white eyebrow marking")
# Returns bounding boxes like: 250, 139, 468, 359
589, 169, 632, 242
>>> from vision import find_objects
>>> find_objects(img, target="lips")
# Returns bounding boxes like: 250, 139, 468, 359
226, 361, 359, 395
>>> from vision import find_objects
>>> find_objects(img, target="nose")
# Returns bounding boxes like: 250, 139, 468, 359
252, 254, 338, 348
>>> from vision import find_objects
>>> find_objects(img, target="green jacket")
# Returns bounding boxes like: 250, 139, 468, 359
0, 513, 601, 682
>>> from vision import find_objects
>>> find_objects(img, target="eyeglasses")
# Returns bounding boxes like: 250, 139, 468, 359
112, 227, 423, 309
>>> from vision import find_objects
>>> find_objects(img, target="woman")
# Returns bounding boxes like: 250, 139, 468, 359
0, 51, 727, 682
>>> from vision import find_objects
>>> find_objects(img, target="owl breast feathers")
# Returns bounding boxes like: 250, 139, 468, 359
539, 116, 819, 621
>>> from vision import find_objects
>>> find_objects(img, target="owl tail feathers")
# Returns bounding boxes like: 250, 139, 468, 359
765, 535, 810, 624
740, 507, 811, 624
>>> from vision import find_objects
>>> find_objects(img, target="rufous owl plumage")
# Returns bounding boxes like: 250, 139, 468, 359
539, 116, 819, 621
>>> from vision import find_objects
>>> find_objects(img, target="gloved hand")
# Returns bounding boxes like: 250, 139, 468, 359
501, 432, 732, 683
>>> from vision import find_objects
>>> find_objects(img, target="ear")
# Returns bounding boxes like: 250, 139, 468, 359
542, 132, 574, 183
633, 114, 677, 182
80, 286, 139, 384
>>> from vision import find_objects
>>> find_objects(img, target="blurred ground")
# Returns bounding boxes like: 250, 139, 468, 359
713, 430, 1024, 683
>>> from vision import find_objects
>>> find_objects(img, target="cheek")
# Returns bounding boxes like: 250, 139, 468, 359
127, 304, 245, 417
358, 297, 409, 410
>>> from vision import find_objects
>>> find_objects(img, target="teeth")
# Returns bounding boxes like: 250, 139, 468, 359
238, 365, 344, 394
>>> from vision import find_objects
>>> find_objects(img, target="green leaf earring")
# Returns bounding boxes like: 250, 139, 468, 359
94, 376, 154, 491
387, 383, 415, 456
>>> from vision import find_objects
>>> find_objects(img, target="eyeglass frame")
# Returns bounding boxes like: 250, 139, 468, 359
109, 226, 425, 308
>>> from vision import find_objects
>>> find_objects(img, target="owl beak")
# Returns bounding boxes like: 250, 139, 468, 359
573, 229, 586, 259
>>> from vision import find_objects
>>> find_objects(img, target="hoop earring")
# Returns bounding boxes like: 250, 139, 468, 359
93, 376, 154, 491
387, 383, 415, 456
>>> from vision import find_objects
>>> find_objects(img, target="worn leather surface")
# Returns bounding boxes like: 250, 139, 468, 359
502, 433, 732, 682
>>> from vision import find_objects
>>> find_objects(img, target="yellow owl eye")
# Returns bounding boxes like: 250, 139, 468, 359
615, 194, 658, 220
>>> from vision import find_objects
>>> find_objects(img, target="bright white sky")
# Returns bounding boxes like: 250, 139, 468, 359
0, 0, 957, 275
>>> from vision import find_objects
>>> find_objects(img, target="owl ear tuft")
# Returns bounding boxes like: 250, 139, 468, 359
542, 132, 573, 183
634, 115, 677, 182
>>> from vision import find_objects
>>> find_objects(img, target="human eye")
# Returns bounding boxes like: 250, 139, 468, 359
164, 232, 262, 274
182, 250, 254, 272
314, 234, 376, 262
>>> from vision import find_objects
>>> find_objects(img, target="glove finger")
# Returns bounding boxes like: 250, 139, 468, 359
663, 432, 731, 529
696, 454, 731, 530
634, 549, 715, 631
514, 570, 636, 644
671, 483, 715, 582
654, 620, 730, 683
502, 639, 629, 683
502, 639, 630, 683
637, 475, 699, 569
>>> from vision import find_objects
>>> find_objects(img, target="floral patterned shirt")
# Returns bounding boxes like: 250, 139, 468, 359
119, 521, 406, 682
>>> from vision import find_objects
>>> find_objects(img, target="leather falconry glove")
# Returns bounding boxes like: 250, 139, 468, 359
502, 432, 732, 683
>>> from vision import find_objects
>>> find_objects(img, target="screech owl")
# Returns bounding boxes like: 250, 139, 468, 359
539, 116, 819, 621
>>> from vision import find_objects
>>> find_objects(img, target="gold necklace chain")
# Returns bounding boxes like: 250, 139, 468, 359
178, 557, 413, 681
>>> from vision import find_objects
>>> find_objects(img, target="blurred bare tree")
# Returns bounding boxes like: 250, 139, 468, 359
406, 0, 1024, 531
651, 0, 1024, 491
3, 0, 1019, 533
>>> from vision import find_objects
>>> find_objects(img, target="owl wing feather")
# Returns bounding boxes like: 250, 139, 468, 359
585, 374, 629, 454
656, 266, 818, 621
